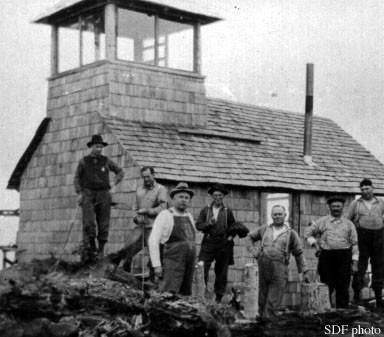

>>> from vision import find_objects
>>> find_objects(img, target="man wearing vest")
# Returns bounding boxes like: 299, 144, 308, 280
196, 183, 238, 303
149, 182, 196, 295
109, 166, 168, 278
305, 196, 359, 308
246, 205, 309, 322
346, 178, 384, 309
74, 135, 124, 262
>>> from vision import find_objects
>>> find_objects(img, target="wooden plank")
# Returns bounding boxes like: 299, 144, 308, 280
51, 25, 59, 76
79, 16, 83, 66
105, 4, 117, 61
193, 22, 201, 74
154, 15, 159, 66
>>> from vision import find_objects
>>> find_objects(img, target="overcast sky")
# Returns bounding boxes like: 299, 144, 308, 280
1, 0, 384, 211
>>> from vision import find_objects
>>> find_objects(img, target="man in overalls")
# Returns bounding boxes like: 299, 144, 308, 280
246, 205, 309, 322
149, 182, 196, 295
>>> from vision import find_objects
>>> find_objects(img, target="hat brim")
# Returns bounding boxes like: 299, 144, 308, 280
208, 187, 229, 195
87, 141, 108, 148
327, 198, 346, 205
170, 189, 195, 199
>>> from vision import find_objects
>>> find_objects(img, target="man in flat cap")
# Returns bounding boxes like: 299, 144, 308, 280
74, 135, 124, 262
306, 196, 358, 308
149, 182, 196, 295
196, 183, 245, 303
346, 179, 384, 309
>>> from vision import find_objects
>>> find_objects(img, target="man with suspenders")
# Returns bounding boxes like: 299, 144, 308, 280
346, 179, 384, 309
149, 182, 196, 295
246, 205, 309, 322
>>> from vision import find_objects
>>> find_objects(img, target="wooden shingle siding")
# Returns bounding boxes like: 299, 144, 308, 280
108, 63, 206, 126
9, 59, 384, 305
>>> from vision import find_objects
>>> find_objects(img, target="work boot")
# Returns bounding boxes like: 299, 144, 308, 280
98, 241, 106, 257
215, 294, 223, 303
353, 290, 362, 305
122, 259, 132, 273
374, 289, 384, 309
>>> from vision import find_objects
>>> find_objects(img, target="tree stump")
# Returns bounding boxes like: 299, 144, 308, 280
243, 263, 258, 319
301, 282, 331, 313
192, 262, 205, 299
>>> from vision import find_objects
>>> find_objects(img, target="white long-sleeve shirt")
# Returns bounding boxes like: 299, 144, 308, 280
148, 207, 195, 268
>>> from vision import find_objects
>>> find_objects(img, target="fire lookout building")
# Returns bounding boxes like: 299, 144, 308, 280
8, 0, 384, 307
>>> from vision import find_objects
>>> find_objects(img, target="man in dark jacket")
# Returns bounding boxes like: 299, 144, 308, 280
196, 183, 241, 303
74, 135, 124, 262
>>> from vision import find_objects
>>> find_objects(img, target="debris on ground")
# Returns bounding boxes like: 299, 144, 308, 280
1, 258, 384, 337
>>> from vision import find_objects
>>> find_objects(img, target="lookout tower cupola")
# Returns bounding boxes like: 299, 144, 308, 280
35, 0, 221, 126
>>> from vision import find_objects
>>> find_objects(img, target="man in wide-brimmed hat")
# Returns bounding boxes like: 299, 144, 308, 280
148, 182, 196, 295
306, 196, 358, 308
196, 183, 246, 303
74, 135, 124, 262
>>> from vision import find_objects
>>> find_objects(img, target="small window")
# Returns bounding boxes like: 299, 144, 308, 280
158, 18, 193, 71
82, 13, 106, 65
117, 8, 155, 64
261, 192, 293, 227
58, 11, 105, 72
59, 20, 80, 72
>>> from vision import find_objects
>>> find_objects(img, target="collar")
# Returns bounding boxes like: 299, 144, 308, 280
210, 201, 225, 210
144, 181, 157, 190
358, 196, 379, 204
269, 223, 290, 230
169, 207, 189, 216
329, 215, 343, 222
90, 153, 102, 158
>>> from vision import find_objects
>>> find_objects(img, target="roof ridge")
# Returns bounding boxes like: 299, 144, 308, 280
206, 96, 334, 123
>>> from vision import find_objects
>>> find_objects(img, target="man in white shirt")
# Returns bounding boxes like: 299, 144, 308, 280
306, 196, 358, 308
149, 182, 196, 295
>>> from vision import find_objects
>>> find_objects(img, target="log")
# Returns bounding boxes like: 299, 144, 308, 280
2, 258, 384, 337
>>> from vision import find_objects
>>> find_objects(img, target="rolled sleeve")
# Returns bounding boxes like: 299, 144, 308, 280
107, 159, 124, 185
350, 223, 359, 261
151, 185, 168, 215
73, 158, 85, 194
149, 211, 168, 268
195, 207, 210, 232
246, 227, 264, 255
304, 221, 320, 247
290, 230, 307, 273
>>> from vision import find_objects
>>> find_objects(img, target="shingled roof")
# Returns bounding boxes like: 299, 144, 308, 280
104, 98, 384, 194
34, 0, 222, 24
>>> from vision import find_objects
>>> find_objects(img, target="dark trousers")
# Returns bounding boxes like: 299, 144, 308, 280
82, 189, 111, 247
318, 249, 351, 308
258, 255, 288, 321
198, 237, 234, 296
162, 241, 196, 295
352, 227, 384, 294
